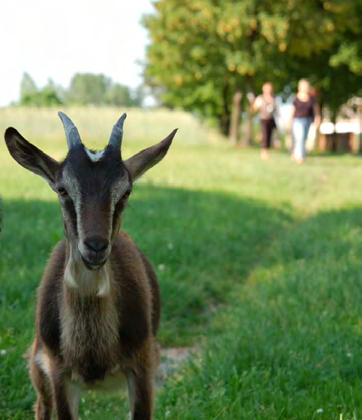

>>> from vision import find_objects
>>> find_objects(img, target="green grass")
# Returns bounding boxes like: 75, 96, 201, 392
157, 208, 362, 419
1, 108, 362, 418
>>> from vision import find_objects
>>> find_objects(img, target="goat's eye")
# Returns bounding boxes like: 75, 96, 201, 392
57, 187, 68, 197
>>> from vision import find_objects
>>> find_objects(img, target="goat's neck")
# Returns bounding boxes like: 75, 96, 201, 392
63, 242, 111, 297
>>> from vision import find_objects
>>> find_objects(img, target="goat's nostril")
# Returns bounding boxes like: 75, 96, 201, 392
84, 238, 109, 253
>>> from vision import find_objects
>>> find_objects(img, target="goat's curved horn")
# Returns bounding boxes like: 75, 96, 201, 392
58, 112, 81, 150
109, 113, 127, 149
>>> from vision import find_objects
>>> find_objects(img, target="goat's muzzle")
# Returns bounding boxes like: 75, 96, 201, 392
80, 236, 110, 270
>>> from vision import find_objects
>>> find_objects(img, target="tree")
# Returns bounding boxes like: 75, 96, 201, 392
18, 72, 143, 108
143, 0, 362, 139
104, 83, 132, 106
104, 83, 145, 107
19, 73, 38, 105
143, 1, 289, 140
19, 74, 62, 106
130, 85, 146, 108
67, 73, 142, 107
38, 79, 63, 106
279, 0, 362, 121
67, 73, 112, 105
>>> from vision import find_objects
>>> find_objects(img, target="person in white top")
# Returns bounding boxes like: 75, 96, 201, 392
251, 82, 277, 160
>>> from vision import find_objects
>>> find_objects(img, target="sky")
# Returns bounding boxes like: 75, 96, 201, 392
0, 0, 154, 106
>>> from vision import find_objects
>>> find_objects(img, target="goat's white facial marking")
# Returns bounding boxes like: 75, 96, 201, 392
85, 148, 105, 162
56, 144, 132, 272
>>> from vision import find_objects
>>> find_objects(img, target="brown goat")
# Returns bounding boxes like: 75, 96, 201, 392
4, 112, 177, 420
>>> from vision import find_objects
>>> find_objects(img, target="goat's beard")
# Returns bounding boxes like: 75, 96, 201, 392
64, 243, 111, 297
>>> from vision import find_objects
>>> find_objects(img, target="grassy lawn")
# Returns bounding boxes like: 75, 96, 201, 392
1, 108, 362, 419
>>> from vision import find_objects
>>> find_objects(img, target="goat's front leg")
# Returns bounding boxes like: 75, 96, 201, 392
49, 369, 78, 420
29, 357, 53, 420
127, 365, 155, 420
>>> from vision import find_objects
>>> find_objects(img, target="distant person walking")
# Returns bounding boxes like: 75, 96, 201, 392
288, 79, 321, 164
251, 82, 277, 160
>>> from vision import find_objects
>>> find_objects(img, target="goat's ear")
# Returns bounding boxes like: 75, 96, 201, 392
4, 128, 60, 187
124, 129, 177, 181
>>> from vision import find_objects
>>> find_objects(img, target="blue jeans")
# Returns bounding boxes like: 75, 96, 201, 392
292, 117, 313, 159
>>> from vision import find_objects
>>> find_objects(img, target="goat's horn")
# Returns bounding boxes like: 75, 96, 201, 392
58, 111, 82, 150
109, 113, 127, 149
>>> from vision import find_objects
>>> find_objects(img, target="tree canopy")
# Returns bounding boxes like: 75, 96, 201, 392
67, 73, 111, 105
19, 74, 62, 106
66, 73, 144, 107
143, 0, 362, 136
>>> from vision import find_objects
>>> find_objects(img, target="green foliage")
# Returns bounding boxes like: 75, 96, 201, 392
331, 42, 362, 75
18, 73, 144, 108
19, 73, 37, 102
282, 0, 362, 117
104, 84, 144, 107
19, 74, 62, 107
143, 0, 285, 128
143, 0, 362, 131
66, 73, 145, 107
67, 73, 112, 105
289, 54, 361, 119
104, 83, 133, 106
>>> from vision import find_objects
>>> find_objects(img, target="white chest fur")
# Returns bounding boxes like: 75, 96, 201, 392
60, 249, 121, 385
64, 245, 111, 297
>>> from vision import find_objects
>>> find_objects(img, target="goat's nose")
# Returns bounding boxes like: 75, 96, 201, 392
84, 237, 109, 254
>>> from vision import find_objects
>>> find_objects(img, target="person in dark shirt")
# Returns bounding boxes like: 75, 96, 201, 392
287, 79, 321, 164
251, 82, 277, 160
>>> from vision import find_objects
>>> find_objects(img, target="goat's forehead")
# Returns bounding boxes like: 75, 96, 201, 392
59, 145, 129, 190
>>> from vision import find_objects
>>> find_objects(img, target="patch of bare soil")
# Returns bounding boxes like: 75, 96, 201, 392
156, 347, 198, 385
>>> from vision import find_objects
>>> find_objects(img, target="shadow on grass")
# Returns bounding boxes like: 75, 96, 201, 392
126, 185, 293, 345
4, 194, 362, 419
0, 184, 292, 417
0, 185, 293, 345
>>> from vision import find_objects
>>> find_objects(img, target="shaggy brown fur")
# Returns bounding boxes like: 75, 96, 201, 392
4, 113, 177, 420
29, 234, 160, 420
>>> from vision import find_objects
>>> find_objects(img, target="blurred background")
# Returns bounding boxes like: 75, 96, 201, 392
1, 1, 362, 419
0, 0, 361, 148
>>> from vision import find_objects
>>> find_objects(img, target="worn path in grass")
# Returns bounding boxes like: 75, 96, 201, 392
155, 155, 362, 420
1, 113, 362, 418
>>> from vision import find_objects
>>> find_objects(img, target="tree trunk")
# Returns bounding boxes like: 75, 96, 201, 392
316, 100, 324, 151
219, 78, 231, 136
242, 98, 253, 146
358, 105, 362, 154
241, 77, 254, 146
219, 113, 230, 136
331, 111, 337, 152
229, 88, 243, 144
